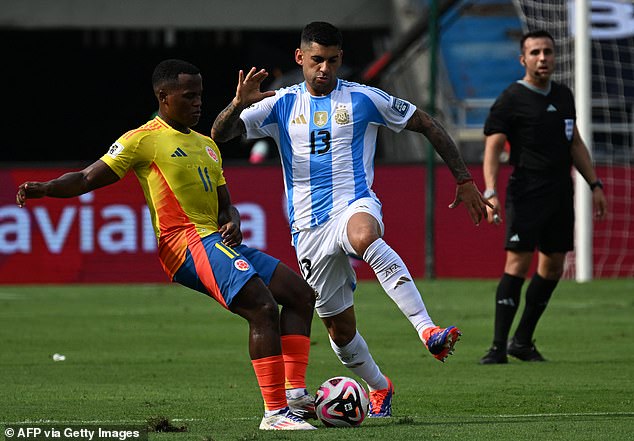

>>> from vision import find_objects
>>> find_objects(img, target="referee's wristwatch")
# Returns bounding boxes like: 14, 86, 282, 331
590, 180, 604, 191
483, 189, 497, 200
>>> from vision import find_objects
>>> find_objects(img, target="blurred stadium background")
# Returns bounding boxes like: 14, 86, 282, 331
1, 0, 632, 283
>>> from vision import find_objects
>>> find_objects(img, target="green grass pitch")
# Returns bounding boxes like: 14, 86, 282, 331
1, 279, 633, 440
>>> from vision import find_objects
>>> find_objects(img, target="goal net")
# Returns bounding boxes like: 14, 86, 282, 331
513, 0, 634, 278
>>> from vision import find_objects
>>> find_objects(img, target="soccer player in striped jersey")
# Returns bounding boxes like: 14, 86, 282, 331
15, 59, 317, 431
212, 22, 490, 417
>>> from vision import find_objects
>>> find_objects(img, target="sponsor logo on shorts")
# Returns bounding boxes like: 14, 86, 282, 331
509, 234, 520, 242
300, 258, 313, 280
234, 259, 250, 271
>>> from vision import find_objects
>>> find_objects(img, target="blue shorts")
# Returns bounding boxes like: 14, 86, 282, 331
172, 233, 280, 309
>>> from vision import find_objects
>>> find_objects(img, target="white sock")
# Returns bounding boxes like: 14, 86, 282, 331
264, 407, 287, 417
286, 387, 308, 400
329, 331, 388, 391
363, 238, 435, 338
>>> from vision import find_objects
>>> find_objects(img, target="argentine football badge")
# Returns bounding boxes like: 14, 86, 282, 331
564, 119, 574, 141
334, 105, 350, 125
314, 111, 328, 128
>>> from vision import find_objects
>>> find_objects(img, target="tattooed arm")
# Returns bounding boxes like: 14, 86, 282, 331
405, 109, 491, 225
212, 99, 248, 142
405, 109, 472, 183
212, 67, 275, 142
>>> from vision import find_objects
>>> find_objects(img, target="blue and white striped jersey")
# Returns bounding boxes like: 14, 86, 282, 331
240, 79, 416, 232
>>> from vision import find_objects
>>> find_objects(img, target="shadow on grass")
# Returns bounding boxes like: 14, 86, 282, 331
361, 413, 634, 428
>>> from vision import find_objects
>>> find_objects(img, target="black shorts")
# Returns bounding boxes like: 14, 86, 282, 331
504, 172, 574, 254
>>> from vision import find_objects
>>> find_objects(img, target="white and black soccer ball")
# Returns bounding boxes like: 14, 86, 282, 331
314, 376, 369, 428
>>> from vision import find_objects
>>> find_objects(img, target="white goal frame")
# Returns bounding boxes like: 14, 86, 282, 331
574, 0, 593, 282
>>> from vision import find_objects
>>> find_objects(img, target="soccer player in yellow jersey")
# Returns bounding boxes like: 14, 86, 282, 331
15, 59, 317, 431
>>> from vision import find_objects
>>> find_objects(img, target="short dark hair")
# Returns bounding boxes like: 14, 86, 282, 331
520, 30, 555, 52
152, 59, 200, 91
301, 22, 343, 48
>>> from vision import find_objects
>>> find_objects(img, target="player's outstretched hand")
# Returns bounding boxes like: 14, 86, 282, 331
16, 182, 47, 208
448, 181, 493, 226
233, 67, 276, 109
219, 221, 243, 248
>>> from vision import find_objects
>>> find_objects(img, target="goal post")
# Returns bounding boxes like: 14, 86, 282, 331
513, 0, 634, 280
574, 0, 593, 282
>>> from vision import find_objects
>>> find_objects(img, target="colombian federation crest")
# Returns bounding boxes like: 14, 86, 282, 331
234, 259, 250, 271
313, 111, 328, 127
334, 105, 350, 125
206, 146, 218, 162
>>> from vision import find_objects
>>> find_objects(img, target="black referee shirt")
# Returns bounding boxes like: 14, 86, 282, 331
484, 80, 576, 176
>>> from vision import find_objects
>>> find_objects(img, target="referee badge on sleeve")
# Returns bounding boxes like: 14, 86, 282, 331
565, 119, 574, 141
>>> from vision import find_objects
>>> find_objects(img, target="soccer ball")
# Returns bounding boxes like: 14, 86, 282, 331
314, 376, 369, 427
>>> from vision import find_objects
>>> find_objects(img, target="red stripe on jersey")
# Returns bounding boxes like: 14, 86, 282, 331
152, 163, 192, 278
154, 117, 170, 128
185, 228, 225, 308
151, 163, 224, 305
121, 119, 165, 140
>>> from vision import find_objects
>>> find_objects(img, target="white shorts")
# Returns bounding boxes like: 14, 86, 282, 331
293, 198, 384, 318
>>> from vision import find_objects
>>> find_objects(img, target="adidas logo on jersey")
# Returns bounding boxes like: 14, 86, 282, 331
509, 234, 520, 242
291, 115, 308, 125
546, 104, 557, 112
171, 147, 188, 157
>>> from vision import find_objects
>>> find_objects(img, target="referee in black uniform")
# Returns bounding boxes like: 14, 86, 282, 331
479, 30, 607, 364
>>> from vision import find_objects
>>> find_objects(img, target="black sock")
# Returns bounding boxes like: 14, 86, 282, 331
492, 273, 524, 349
513, 274, 559, 344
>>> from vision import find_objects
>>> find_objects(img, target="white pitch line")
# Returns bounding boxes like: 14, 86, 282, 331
3, 412, 632, 426
0, 292, 23, 299
2, 418, 204, 425
473, 412, 634, 419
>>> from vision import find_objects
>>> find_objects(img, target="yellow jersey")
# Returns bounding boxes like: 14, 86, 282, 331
100, 116, 226, 277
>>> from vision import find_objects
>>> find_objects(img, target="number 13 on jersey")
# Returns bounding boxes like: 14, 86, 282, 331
310, 130, 331, 155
